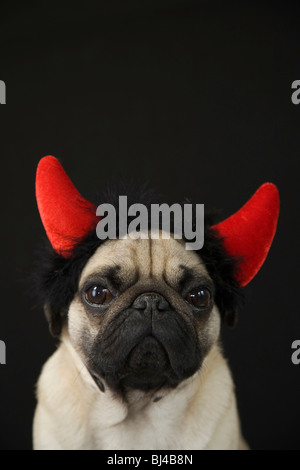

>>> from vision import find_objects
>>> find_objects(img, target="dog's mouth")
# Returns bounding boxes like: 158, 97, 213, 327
121, 335, 171, 391
127, 335, 169, 370
86, 311, 203, 394
88, 334, 178, 393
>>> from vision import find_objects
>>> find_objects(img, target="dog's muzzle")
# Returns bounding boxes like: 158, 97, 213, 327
88, 291, 202, 393
120, 293, 171, 389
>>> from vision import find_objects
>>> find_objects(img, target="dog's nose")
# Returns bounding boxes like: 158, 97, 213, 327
132, 293, 170, 313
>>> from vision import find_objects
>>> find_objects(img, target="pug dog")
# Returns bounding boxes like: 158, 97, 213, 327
33, 156, 279, 450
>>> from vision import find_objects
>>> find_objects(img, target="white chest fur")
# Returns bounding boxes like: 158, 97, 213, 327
33, 340, 244, 450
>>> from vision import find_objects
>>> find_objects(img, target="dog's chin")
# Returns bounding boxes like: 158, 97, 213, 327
119, 336, 175, 391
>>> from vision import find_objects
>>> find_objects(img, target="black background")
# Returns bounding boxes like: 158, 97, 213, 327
0, 0, 299, 450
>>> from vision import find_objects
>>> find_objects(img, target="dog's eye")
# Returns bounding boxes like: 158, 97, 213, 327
85, 286, 113, 306
186, 288, 211, 309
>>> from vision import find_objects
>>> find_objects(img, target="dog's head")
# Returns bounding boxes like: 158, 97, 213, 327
35, 156, 279, 395
69, 234, 223, 393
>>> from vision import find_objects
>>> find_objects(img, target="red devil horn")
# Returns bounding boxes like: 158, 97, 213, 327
36, 156, 97, 257
212, 183, 280, 287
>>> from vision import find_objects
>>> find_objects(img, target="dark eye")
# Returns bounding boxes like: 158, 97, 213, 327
85, 286, 113, 306
186, 288, 212, 309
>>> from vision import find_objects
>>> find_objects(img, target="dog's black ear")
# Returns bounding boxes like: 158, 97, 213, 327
44, 303, 66, 337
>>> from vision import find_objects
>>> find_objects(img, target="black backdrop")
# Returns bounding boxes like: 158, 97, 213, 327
0, 0, 299, 450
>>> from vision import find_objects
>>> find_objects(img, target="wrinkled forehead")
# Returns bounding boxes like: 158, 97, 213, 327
79, 231, 210, 289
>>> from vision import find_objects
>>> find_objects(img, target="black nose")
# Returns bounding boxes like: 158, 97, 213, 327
132, 293, 170, 314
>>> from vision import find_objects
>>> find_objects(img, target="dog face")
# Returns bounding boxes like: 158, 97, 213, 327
67, 232, 221, 394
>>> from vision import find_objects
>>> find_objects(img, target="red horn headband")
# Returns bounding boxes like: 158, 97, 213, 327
36, 156, 279, 287
36, 156, 97, 256
212, 182, 279, 286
